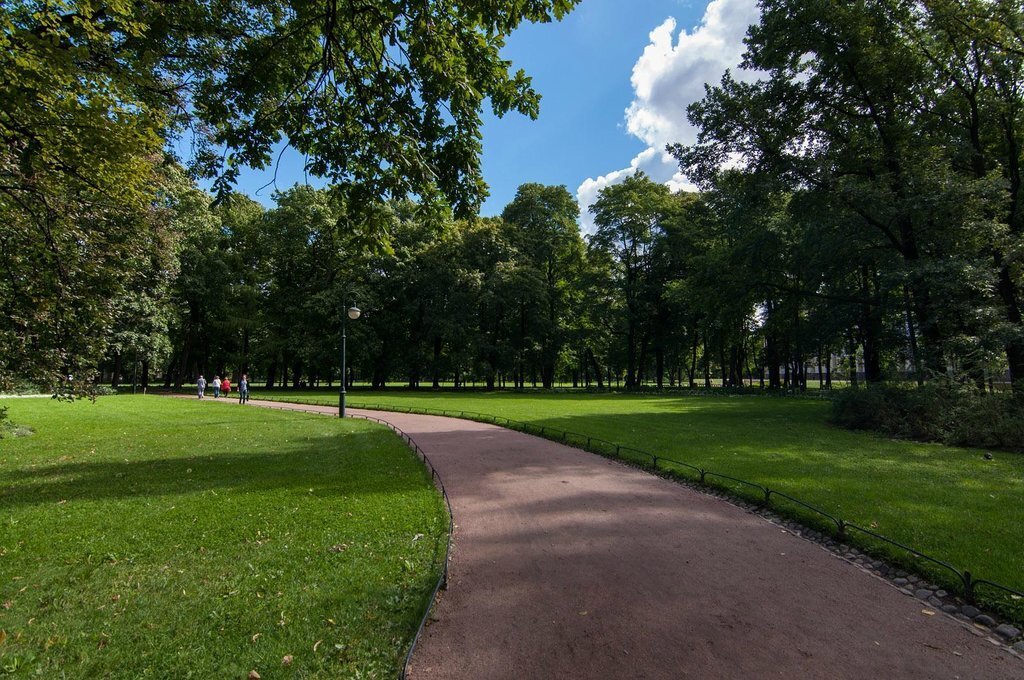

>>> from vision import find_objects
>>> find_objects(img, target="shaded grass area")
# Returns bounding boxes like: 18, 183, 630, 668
259, 389, 1024, 618
0, 396, 447, 678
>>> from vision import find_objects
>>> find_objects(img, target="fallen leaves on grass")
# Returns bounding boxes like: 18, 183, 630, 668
282, 655, 293, 666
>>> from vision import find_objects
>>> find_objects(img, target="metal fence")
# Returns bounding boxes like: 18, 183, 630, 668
336, 400, 1024, 615
254, 395, 1024, 622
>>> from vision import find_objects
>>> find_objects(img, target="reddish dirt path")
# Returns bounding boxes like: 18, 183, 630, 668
246, 399, 1021, 679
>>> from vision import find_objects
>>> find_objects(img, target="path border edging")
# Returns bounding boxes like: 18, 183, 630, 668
326, 400, 1024, 646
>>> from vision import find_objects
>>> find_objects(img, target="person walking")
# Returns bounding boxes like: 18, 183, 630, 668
197, 375, 207, 399
212, 375, 222, 398
222, 376, 231, 396
238, 374, 249, 404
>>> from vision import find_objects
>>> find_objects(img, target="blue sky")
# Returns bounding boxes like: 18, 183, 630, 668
221, 0, 760, 232
477, 0, 706, 215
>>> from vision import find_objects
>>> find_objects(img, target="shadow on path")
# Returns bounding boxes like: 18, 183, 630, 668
238, 401, 1023, 679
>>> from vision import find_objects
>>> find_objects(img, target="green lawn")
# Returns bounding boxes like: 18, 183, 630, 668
0, 396, 447, 678
259, 389, 1024, 614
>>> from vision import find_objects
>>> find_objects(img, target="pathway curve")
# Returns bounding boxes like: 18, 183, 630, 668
247, 399, 1021, 679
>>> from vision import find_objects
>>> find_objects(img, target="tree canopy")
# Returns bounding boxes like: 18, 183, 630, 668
0, 0, 581, 392
5, 0, 1023, 399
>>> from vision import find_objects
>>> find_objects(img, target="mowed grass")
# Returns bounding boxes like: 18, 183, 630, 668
262, 389, 1024, 606
0, 396, 447, 678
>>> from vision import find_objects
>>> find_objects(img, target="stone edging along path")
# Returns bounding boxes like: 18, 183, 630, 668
210, 397, 1024, 678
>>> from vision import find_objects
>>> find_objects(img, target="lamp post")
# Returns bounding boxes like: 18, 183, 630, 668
340, 304, 361, 417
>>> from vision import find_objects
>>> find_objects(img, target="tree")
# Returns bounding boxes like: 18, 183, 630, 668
589, 173, 672, 388
1, 0, 581, 390
500, 184, 584, 387
162, 169, 228, 388
675, 0, 1024, 391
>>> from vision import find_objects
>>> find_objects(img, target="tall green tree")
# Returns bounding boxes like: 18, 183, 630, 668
501, 184, 584, 387
675, 0, 1024, 390
589, 173, 672, 388
1, 0, 581, 390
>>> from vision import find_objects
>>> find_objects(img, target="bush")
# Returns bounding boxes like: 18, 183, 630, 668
831, 383, 1024, 451
0, 405, 32, 439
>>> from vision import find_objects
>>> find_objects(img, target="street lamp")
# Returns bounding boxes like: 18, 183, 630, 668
340, 304, 361, 417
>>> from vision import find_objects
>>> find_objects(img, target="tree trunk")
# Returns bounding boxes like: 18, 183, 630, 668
176, 341, 191, 389
703, 331, 711, 389
688, 331, 699, 388
587, 347, 603, 389
816, 351, 823, 391
111, 351, 122, 388
765, 327, 781, 389
626, 321, 637, 389
432, 334, 442, 389
163, 351, 177, 388
847, 333, 859, 389
902, 284, 923, 386
860, 267, 883, 383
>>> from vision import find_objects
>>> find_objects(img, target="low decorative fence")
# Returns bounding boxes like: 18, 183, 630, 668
256, 396, 1024, 624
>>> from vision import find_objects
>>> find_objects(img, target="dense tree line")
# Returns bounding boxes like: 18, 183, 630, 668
5, 0, 1022, 396
0, 0, 580, 395
676, 0, 1024, 393
84, 173, 909, 392
104, 151, 1020, 393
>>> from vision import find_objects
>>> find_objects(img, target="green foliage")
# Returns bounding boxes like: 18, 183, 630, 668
1, 0, 581, 391
0, 396, 447, 677
675, 0, 1024, 391
0, 405, 10, 437
832, 384, 1024, 451
589, 173, 674, 387
177, 0, 581, 216
0, 0, 172, 395
500, 183, 584, 387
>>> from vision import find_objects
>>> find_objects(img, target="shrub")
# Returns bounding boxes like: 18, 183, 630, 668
831, 383, 1024, 451
0, 405, 31, 438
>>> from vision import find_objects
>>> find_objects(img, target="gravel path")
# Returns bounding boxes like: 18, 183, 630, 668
246, 399, 1022, 679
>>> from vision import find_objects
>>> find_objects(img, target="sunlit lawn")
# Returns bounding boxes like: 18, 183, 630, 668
258, 388, 1024, 613
0, 396, 446, 678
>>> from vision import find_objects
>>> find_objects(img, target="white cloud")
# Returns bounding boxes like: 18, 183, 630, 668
576, 147, 689, 234
576, 0, 761, 234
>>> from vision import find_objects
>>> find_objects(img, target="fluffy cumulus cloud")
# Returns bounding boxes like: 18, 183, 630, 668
577, 0, 761, 233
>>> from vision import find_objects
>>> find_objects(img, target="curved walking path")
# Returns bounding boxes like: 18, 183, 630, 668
247, 399, 1021, 679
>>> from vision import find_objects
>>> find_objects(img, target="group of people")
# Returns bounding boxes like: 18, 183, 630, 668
196, 374, 249, 403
